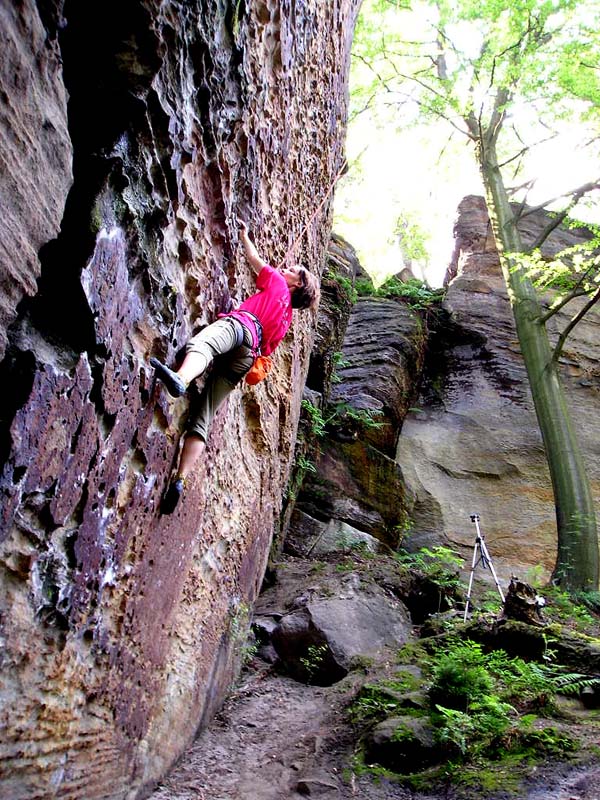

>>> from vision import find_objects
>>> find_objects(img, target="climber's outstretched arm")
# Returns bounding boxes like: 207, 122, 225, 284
239, 221, 268, 275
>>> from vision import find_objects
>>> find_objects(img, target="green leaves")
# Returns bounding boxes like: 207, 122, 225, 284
352, 0, 600, 141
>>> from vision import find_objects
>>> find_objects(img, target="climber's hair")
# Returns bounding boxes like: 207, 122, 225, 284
291, 267, 320, 310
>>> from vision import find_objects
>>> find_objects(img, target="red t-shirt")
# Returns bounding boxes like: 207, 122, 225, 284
237, 265, 293, 356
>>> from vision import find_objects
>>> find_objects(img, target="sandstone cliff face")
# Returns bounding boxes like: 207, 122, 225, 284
397, 195, 600, 583
0, 1, 72, 360
0, 2, 360, 798
288, 237, 428, 557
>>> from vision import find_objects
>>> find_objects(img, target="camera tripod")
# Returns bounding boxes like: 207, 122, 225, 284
463, 514, 505, 622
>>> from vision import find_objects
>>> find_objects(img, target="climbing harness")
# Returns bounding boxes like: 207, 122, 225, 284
463, 514, 505, 621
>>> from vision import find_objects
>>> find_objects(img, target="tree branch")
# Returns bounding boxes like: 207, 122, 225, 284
540, 288, 590, 324
552, 285, 600, 362
539, 261, 600, 323
498, 133, 558, 170
528, 181, 600, 251
521, 180, 600, 219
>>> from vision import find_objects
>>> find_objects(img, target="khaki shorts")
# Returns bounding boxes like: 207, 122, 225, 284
185, 317, 254, 441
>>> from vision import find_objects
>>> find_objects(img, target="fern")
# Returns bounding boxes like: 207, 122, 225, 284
551, 672, 600, 697
534, 663, 600, 697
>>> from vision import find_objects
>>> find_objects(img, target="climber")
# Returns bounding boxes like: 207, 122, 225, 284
150, 221, 320, 514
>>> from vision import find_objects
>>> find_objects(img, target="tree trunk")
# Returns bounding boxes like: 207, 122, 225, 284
477, 138, 599, 591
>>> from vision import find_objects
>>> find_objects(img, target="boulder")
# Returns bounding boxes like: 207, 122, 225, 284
364, 716, 446, 772
271, 580, 412, 685
296, 772, 341, 796
287, 513, 390, 558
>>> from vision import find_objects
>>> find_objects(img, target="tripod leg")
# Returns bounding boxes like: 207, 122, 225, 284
480, 539, 505, 602
463, 542, 479, 622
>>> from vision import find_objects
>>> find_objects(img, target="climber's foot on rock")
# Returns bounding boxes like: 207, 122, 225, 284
161, 476, 186, 515
150, 357, 187, 398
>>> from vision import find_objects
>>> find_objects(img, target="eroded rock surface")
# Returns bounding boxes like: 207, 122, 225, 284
286, 239, 427, 553
0, 2, 360, 798
396, 195, 600, 585
0, 0, 72, 360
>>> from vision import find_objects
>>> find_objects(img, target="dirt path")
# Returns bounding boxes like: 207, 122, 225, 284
149, 656, 600, 800
150, 662, 350, 800
524, 765, 600, 800
149, 659, 444, 800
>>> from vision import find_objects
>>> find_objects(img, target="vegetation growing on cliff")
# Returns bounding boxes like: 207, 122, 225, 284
356, 275, 445, 310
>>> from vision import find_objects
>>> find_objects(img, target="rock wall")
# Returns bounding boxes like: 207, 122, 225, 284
289, 238, 428, 557
0, 2, 360, 798
397, 195, 600, 584
0, 1, 73, 361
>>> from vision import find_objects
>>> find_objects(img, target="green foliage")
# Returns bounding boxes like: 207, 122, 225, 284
549, 671, 600, 697
333, 351, 351, 369
354, 277, 377, 296
396, 545, 464, 591
391, 511, 414, 547
352, 639, 584, 776
300, 644, 328, 682
331, 351, 351, 384
349, 684, 404, 724
330, 401, 385, 431
485, 650, 556, 710
429, 641, 494, 711
573, 590, 600, 615
543, 585, 595, 630
379, 277, 444, 308
425, 641, 583, 765
394, 210, 430, 264
295, 454, 317, 475
355, 275, 445, 310
434, 697, 513, 755
301, 399, 327, 438
335, 559, 358, 573
516, 723, 578, 758
328, 271, 358, 304
301, 399, 384, 438
515, 240, 600, 306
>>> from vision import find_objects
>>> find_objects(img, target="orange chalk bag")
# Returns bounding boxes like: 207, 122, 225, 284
245, 355, 273, 385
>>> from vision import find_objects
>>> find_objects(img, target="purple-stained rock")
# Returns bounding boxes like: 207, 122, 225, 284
0, 1, 361, 798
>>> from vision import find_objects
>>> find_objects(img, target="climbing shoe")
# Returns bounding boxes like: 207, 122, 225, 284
150, 357, 187, 398
161, 476, 185, 515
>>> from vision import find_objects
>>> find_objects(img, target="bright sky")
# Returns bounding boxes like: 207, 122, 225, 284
334, 113, 482, 287
333, 5, 600, 288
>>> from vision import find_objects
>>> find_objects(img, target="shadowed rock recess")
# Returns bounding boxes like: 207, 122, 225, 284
0, 2, 361, 798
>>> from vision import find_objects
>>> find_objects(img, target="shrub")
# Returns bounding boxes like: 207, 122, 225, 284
429, 641, 493, 711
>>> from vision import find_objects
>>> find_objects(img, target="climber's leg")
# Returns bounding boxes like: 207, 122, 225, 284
160, 345, 253, 514
185, 350, 253, 442
178, 434, 206, 479
181, 318, 245, 382
151, 318, 244, 397
161, 434, 205, 514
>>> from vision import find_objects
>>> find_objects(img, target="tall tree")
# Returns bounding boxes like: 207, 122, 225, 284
353, 0, 600, 589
